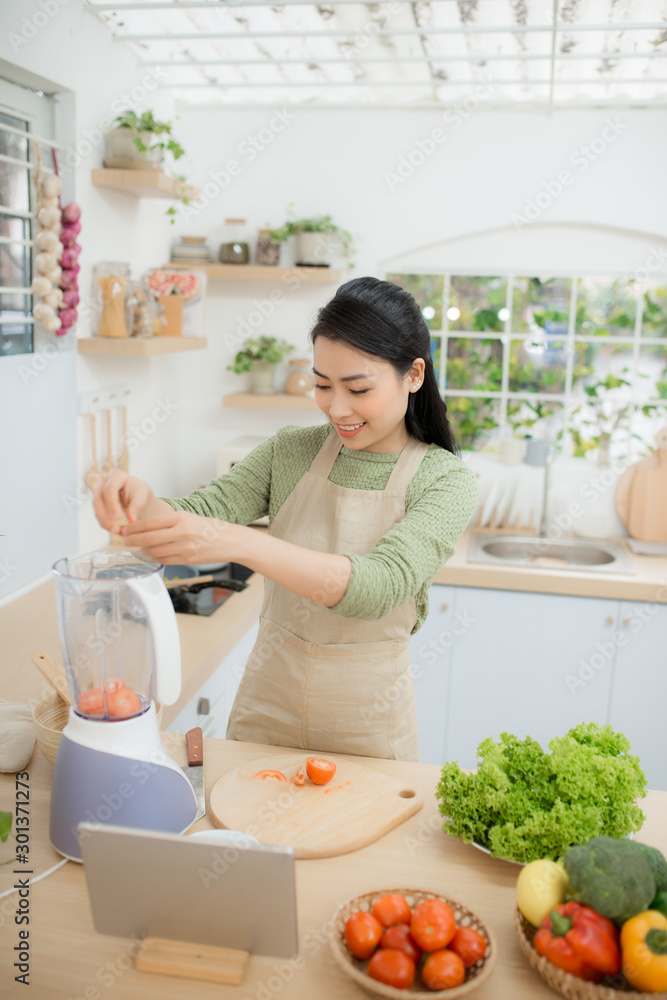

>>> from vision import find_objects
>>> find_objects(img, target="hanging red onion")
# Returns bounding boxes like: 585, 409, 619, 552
60, 268, 79, 290
61, 202, 81, 225
62, 289, 79, 308
60, 247, 79, 270
60, 223, 81, 247
58, 307, 77, 328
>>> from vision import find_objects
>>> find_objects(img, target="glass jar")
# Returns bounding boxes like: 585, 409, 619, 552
256, 229, 280, 267
285, 358, 314, 396
219, 219, 249, 265
93, 261, 131, 338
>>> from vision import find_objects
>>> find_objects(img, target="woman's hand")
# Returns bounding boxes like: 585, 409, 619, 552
93, 471, 156, 532
119, 511, 234, 565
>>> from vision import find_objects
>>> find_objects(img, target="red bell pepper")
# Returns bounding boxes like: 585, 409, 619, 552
534, 901, 621, 983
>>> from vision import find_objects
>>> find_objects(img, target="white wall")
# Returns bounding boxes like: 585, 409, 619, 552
1, 0, 666, 596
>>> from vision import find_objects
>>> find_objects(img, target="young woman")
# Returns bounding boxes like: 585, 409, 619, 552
93, 277, 479, 761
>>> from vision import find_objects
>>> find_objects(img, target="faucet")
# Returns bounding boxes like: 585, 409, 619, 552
538, 446, 554, 537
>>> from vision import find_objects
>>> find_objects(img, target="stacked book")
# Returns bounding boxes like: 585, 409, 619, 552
170, 236, 212, 266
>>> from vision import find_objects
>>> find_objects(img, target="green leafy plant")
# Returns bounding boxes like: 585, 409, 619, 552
227, 336, 294, 375
113, 109, 189, 224
265, 210, 355, 264
113, 109, 185, 160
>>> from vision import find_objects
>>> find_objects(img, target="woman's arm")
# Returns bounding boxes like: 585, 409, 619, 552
119, 514, 352, 606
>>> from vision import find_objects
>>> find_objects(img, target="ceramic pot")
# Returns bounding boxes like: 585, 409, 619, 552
249, 361, 276, 394
296, 231, 331, 267
105, 127, 161, 164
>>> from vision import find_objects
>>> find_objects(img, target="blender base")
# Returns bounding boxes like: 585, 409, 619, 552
50, 716, 198, 862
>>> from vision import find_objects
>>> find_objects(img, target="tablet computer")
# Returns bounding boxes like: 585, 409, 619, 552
78, 823, 298, 958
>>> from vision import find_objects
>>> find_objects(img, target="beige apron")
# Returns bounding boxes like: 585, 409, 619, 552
226, 428, 429, 761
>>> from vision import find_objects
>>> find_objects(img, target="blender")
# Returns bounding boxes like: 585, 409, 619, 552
49, 550, 198, 861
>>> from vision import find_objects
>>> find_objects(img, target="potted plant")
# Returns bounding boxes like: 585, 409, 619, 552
228, 336, 294, 394
106, 109, 185, 166
106, 111, 191, 223
266, 213, 355, 268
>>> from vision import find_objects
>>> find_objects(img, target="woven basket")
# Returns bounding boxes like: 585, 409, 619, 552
330, 888, 497, 999
515, 907, 667, 1000
32, 695, 164, 766
33, 693, 70, 765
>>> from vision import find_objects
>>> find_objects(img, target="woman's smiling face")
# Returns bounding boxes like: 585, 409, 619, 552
312, 337, 424, 454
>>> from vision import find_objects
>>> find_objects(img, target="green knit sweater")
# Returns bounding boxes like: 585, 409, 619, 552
164, 424, 479, 633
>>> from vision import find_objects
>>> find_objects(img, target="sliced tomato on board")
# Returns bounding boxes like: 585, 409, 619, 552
291, 766, 306, 786
306, 757, 336, 785
253, 770, 288, 781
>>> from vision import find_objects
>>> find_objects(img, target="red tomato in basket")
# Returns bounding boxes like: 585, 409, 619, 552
372, 894, 412, 928
410, 900, 456, 952
368, 949, 415, 990
422, 949, 466, 991
379, 924, 421, 964
344, 912, 383, 960
449, 926, 487, 967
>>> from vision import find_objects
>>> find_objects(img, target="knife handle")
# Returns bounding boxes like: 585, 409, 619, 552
186, 727, 204, 767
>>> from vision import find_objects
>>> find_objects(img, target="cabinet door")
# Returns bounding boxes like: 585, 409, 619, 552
410, 586, 454, 765
609, 601, 667, 790
446, 588, 619, 769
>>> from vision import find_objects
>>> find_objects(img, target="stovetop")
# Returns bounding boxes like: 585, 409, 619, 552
167, 577, 249, 616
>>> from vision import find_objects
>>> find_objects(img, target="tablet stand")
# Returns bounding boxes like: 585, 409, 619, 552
136, 937, 250, 984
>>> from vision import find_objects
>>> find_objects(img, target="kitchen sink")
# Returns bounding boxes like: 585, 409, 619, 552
467, 533, 634, 575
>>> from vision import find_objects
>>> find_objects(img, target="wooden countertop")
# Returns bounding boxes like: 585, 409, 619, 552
1, 527, 665, 727
2, 735, 666, 999
0, 572, 265, 727
434, 528, 667, 603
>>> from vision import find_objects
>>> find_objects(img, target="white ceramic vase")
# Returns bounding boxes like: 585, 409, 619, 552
295, 231, 331, 267
105, 127, 162, 164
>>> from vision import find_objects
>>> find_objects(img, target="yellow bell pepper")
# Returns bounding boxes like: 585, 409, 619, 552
621, 910, 667, 993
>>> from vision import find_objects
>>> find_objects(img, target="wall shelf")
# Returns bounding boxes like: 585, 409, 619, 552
91, 168, 198, 201
224, 393, 318, 410
166, 263, 341, 284
78, 337, 207, 356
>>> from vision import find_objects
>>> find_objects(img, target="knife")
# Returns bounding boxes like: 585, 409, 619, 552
185, 727, 206, 821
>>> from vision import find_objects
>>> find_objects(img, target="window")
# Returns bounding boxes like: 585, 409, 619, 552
387, 272, 667, 459
0, 109, 33, 356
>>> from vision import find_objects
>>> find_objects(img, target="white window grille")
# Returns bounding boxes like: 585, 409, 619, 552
386, 270, 667, 459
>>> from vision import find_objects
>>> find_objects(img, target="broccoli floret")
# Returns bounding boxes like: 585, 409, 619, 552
630, 842, 667, 893
564, 836, 656, 926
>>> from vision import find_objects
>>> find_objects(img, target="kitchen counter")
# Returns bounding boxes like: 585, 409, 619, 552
2, 734, 666, 1000
1, 528, 665, 727
434, 528, 667, 603
0, 572, 265, 728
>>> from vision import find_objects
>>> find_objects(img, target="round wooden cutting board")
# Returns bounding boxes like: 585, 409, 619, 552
208, 752, 425, 859
616, 427, 667, 543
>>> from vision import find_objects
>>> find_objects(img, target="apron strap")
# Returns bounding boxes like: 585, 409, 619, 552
385, 437, 430, 492
308, 426, 344, 478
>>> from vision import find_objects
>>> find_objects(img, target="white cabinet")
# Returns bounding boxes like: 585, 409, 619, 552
609, 601, 667, 790
443, 587, 618, 769
409, 587, 455, 766
412, 584, 667, 790
168, 619, 259, 737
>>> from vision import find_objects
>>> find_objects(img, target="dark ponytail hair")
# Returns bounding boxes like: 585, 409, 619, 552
309, 276, 459, 455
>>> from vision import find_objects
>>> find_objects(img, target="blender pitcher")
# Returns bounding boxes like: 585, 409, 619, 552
49, 550, 198, 861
